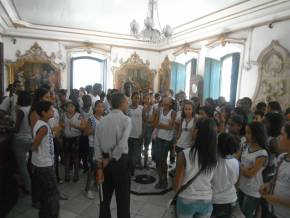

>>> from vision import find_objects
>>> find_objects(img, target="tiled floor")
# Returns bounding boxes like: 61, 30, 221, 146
6, 169, 175, 218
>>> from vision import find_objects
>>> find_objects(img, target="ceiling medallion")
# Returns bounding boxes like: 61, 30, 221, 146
130, 0, 173, 43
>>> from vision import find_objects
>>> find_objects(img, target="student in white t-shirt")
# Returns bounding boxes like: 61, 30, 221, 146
174, 118, 218, 218
238, 122, 268, 218
83, 100, 104, 200
128, 92, 143, 176
62, 101, 85, 182
212, 133, 240, 218
175, 100, 195, 153
260, 122, 290, 218
31, 101, 59, 218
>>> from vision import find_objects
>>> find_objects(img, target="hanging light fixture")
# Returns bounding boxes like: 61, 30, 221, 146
130, 0, 173, 43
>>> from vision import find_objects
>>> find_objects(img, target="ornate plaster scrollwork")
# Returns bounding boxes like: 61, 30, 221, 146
253, 40, 290, 108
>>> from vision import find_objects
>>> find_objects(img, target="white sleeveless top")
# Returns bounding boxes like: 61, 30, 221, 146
176, 118, 195, 149
15, 106, 32, 138
179, 148, 215, 201
157, 109, 174, 141
63, 112, 82, 138
239, 147, 268, 198
32, 120, 54, 167
128, 105, 143, 138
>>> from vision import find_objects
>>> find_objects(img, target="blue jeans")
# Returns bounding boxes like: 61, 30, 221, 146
238, 190, 260, 218
176, 197, 212, 218
13, 136, 32, 193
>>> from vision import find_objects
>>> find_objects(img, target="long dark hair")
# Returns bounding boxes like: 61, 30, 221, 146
190, 118, 218, 173
247, 122, 268, 148
31, 88, 50, 111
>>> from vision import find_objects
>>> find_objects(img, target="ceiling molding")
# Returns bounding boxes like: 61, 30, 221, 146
1, 0, 290, 51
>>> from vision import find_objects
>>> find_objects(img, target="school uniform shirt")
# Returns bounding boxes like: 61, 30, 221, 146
239, 147, 268, 198
94, 109, 131, 161
176, 118, 195, 149
48, 107, 60, 130
179, 148, 215, 201
272, 153, 290, 218
0, 93, 18, 122
88, 93, 100, 108
14, 106, 32, 139
88, 115, 102, 148
63, 112, 82, 138
157, 109, 174, 141
31, 120, 54, 167
128, 105, 143, 139
212, 157, 239, 204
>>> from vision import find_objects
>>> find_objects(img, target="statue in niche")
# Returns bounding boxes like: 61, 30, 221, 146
253, 40, 290, 109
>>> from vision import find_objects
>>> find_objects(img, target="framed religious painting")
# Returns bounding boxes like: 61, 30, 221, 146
5, 42, 65, 93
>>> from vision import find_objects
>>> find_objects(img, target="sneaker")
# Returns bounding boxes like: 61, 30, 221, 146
57, 178, 64, 184
84, 190, 95, 200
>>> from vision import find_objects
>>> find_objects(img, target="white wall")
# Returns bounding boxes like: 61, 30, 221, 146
238, 20, 290, 99
2, 19, 290, 99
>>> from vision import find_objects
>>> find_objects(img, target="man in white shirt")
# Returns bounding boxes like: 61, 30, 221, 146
95, 92, 131, 218
0, 80, 23, 123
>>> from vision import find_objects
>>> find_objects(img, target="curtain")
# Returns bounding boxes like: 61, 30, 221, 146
171, 62, 186, 94
204, 58, 221, 99
230, 53, 240, 105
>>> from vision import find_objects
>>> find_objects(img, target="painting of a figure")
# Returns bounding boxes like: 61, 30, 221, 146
16, 62, 59, 92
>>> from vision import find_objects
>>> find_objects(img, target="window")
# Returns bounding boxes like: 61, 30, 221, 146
220, 56, 233, 101
71, 56, 106, 89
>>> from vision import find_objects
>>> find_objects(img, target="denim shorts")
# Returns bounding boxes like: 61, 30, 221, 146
176, 197, 212, 218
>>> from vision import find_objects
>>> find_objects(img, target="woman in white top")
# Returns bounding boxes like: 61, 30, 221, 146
212, 133, 240, 218
175, 100, 195, 153
128, 92, 143, 176
83, 100, 104, 199
62, 101, 85, 182
79, 95, 93, 173
174, 118, 218, 218
238, 122, 268, 218
154, 97, 176, 189
12, 91, 32, 194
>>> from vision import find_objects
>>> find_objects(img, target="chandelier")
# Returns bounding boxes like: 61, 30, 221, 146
130, 0, 173, 43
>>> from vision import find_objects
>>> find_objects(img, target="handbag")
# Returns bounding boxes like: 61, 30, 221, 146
165, 169, 203, 218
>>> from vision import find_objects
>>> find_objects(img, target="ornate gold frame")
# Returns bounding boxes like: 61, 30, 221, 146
158, 56, 172, 93
113, 52, 155, 92
5, 42, 65, 91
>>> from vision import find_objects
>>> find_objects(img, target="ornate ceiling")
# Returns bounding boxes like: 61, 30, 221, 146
0, 0, 290, 50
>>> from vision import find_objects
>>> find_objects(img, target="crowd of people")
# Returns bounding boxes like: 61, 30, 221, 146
0, 79, 290, 218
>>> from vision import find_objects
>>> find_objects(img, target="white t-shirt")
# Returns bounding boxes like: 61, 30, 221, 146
80, 107, 93, 122
178, 148, 215, 201
31, 120, 54, 167
128, 105, 143, 138
48, 107, 60, 130
88, 115, 102, 147
63, 112, 82, 138
176, 118, 195, 149
212, 157, 239, 204
239, 147, 268, 198
89, 93, 100, 108
272, 153, 290, 218
157, 109, 174, 141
